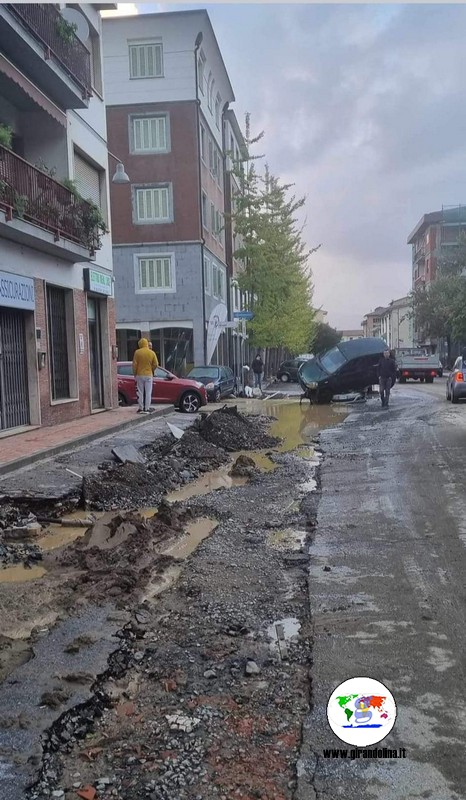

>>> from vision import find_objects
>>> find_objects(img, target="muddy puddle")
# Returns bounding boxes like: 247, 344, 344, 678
0, 564, 46, 583
164, 517, 218, 559
265, 399, 346, 452
267, 617, 302, 658
166, 467, 248, 503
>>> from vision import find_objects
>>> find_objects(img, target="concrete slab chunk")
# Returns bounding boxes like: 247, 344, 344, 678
111, 445, 145, 465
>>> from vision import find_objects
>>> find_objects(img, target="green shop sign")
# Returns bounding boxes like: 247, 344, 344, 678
84, 268, 112, 296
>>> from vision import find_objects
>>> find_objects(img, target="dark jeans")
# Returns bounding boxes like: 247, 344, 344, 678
254, 373, 262, 390
379, 377, 393, 406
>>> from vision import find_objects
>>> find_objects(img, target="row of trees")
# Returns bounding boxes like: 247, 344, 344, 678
411, 233, 466, 363
230, 116, 321, 356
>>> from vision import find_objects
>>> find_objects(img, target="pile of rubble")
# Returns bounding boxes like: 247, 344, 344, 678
0, 504, 43, 567
82, 408, 276, 512
195, 406, 280, 452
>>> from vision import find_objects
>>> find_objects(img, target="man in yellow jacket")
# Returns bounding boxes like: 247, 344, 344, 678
132, 338, 158, 413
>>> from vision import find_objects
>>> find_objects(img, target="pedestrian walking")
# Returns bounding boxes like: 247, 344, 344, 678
252, 353, 264, 391
132, 338, 158, 413
378, 347, 397, 408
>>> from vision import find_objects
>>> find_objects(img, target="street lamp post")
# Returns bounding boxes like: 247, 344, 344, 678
108, 150, 130, 184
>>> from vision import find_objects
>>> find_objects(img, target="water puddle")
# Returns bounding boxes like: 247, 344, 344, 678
267, 617, 301, 658
0, 565, 46, 583
233, 450, 277, 472
268, 529, 307, 551
38, 524, 89, 551
164, 517, 218, 559
264, 399, 346, 452
166, 467, 248, 503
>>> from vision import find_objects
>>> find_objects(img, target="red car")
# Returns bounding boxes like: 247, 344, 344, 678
117, 362, 208, 413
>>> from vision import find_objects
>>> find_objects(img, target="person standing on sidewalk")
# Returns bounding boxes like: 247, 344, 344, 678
377, 347, 397, 408
132, 338, 158, 413
252, 353, 264, 391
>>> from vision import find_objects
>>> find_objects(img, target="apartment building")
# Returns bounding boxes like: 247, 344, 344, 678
408, 205, 466, 289
0, 3, 116, 435
361, 306, 386, 339
103, 10, 235, 374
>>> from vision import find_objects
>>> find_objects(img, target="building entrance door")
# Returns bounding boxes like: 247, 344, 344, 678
0, 308, 30, 430
87, 298, 104, 409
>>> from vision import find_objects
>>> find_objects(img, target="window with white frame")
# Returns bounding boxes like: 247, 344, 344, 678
198, 50, 206, 93
135, 186, 171, 223
208, 77, 215, 112
136, 255, 174, 291
204, 256, 211, 294
215, 93, 221, 128
215, 210, 223, 244
131, 115, 168, 153
129, 42, 163, 78
210, 202, 216, 238
208, 138, 214, 174
211, 263, 225, 300
201, 192, 208, 229
200, 123, 206, 162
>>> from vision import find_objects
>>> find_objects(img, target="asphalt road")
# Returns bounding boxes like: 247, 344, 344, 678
301, 377, 466, 800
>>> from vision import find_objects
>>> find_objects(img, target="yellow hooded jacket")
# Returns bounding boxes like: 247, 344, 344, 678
132, 338, 158, 377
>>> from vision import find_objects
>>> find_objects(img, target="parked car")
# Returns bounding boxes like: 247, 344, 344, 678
277, 357, 312, 383
186, 365, 235, 402
298, 338, 387, 403
117, 362, 207, 413
446, 356, 466, 403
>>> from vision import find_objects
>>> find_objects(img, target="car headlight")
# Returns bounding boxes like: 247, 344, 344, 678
308, 381, 318, 389
206, 382, 215, 390
195, 382, 204, 389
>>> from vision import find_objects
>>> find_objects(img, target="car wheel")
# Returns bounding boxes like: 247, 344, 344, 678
399, 377, 406, 384
118, 392, 128, 406
179, 391, 201, 413
426, 376, 434, 384
280, 373, 290, 383
452, 391, 459, 404
214, 388, 221, 402
446, 384, 451, 400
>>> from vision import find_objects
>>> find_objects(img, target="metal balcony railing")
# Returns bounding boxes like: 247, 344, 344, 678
0, 145, 102, 254
8, 4, 92, 98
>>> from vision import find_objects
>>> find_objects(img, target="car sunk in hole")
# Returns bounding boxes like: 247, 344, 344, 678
298, 338, 388, 403
117, 362, 207, 413
186, 365, 236, 402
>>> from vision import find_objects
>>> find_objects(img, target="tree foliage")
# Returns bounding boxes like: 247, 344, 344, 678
230, 115, 320, 355
312, 322, 342, 355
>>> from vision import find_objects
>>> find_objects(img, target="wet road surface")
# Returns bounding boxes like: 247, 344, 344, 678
302, 379, 466, 799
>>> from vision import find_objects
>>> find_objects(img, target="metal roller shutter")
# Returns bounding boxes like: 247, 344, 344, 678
73, 152, 101, 207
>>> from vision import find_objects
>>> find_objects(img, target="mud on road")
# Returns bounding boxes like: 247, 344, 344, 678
0, 403, 338, 800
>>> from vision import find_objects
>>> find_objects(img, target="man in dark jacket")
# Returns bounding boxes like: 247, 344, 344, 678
251, 353, 264, 391
378, 348, 397, 408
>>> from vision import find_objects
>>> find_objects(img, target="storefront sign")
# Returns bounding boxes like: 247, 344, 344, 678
83, 268, 112, 296
0, 270, 35, 311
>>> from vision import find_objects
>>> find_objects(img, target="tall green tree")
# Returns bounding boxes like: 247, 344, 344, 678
312, 322, 342, 355
230, 115, 320, 355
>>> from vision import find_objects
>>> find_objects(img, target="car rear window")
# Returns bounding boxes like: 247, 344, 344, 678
117, 365, 133, 376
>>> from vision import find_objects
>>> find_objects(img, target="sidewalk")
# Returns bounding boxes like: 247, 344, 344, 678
0, 404, 174, 475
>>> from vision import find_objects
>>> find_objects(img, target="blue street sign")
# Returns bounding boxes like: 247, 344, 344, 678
233, 311, 254, 320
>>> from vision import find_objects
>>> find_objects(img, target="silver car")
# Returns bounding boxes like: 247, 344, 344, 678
446, 357, 466, 403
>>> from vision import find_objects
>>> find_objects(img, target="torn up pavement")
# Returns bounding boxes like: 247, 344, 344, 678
0, 406, 322, 800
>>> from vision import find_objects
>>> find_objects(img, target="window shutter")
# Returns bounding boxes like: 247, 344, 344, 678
73, 152, 101, 208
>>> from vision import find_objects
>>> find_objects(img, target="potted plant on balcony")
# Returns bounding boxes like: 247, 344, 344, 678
0, 124, 13, 150
56, 15, 78, 45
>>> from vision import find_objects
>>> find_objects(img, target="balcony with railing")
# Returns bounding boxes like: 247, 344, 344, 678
0, 144, 104, 260
0, 4, 92, 109
413, 243, 425, 263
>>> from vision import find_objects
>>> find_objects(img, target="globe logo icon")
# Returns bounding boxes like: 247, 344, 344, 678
327, 676, 397, 746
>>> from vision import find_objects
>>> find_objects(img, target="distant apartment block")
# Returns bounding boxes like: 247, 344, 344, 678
361, 297, 413, 350
0, 4, 116, 435
408, 205, 466, 289
103, 9, 239, 373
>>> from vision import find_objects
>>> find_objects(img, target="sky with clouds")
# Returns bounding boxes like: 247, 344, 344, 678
104, 3, 466, 329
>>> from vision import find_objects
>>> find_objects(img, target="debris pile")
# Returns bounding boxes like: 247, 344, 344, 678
195, 406, 280, 452
58, 501, 190, 603
229, 454, 258, 478
0, 504, 44, 567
